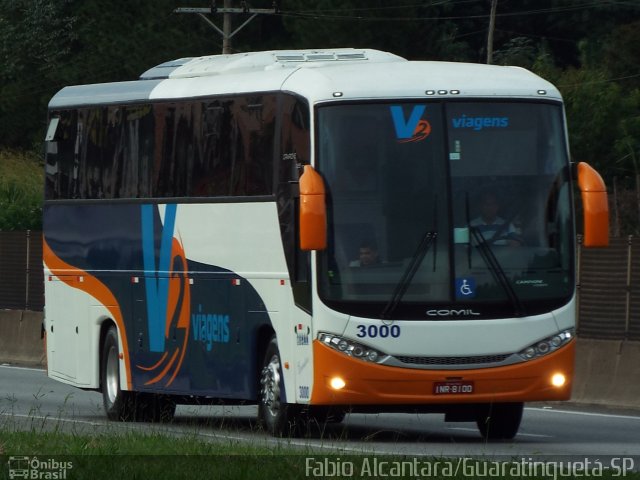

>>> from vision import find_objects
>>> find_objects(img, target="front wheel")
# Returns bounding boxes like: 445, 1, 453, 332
258, 336, 301, 436
476, 402, 524, 440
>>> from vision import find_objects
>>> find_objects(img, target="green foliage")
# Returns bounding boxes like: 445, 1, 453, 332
0, 150, 43, 231
558, 68, 624, 170
280, 0, 479, 61
493, 37, 538, 69
0, 0, 215, 148
602, 20, 640, 88
1, 428, 274, 455
613, 90, 640, 175
0, 0, 76, 148
3, 428, 640, 480
0, 429, 312, 479
66, 0, 216, 85
0, 0, 639, 231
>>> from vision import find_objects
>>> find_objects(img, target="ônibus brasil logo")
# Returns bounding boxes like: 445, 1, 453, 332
390, 105, 431, 143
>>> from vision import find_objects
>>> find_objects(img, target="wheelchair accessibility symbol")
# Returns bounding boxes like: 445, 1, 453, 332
455, 278, 476, 299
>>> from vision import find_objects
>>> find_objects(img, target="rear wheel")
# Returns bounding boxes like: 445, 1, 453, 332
476, 402, 524, 440
258, 336, 301, 436
101, 326, 175, 422
101, 326, 135, 421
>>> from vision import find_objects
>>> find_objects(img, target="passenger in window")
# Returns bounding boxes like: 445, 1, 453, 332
470, 192, 522, 246
349, 241, 380, 267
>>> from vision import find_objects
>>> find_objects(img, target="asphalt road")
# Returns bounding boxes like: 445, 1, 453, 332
1, 364, 639, 469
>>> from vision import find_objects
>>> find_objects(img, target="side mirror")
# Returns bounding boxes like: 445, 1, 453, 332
299, 165, 327, 251
577, 162, 609, 247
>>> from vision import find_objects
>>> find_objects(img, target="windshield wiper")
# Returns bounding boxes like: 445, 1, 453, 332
380, 230, 438, 320
469, 227, 526, 317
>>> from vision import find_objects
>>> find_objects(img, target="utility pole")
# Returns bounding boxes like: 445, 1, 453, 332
174, 1, 281, 55
223, 0, 232, 54
486, 0, 498, 64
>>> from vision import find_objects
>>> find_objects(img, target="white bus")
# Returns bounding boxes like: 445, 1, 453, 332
43, 49, 608, 439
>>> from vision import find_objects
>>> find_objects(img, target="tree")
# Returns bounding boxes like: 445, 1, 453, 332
0, 150, 43, 230
279, 0, 476, 61
0, 0, 638, 207
66, 0, 217, 85
557, 67, 624, 174
0, 0, 219, 148
493, 37, 538, 68
0, 0, 76, 148
602, 20, 640, 89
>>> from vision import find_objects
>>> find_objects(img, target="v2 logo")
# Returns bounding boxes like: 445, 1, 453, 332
139, 203, 192, 387
141, 204, 177, 353
390, 105, 431, 143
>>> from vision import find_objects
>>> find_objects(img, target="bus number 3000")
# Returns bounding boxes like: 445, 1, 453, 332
356, 325, 401, 338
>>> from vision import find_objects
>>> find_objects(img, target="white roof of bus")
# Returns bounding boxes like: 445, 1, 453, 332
49, 49, 561, 109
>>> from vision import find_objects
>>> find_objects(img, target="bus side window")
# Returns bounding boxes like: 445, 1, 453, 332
45, 110, 78, 200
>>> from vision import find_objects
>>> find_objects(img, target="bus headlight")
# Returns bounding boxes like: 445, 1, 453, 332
518, 329, 574, 361
318, 333, 385, 363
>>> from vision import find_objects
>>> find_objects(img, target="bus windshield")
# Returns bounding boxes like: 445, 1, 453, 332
316, 101, 573, 320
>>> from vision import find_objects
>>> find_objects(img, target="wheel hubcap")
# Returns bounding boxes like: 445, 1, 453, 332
105, 345, 119, 404
260, 354, 281, 418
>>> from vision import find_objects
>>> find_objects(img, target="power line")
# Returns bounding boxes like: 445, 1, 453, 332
174, 2, 280, 54
294, 0, 473, 14
495, 28, 577, 44
558, 72, 640, 88
279, 1, 630, 22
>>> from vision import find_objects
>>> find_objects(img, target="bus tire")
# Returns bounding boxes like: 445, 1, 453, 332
101, 326, 139, 421
258, 336, 300, 436
476, 402, 524, 440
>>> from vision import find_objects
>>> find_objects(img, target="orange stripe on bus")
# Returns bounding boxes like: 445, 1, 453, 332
133, 235, 192, 388
43, 238, 133, 390
167, 339, 188, 387
145, 348, 179, 386
164, 237, 191, 386
136, 351, 168, 371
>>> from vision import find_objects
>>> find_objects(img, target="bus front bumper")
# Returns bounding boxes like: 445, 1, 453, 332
310, 339, 574, 405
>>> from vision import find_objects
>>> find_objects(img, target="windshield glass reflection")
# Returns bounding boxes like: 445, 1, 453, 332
316, 101, 573, 319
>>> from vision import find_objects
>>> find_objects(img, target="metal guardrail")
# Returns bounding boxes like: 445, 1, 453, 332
577, 235, 640, 340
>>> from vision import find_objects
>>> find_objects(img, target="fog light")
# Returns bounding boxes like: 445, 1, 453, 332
330, 377, 346, 390
551, 373, 566, 387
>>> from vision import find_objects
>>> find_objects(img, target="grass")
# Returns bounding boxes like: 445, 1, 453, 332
0, 428, 311, 479
1, 426, 638, 480
0, 427, 294, 456
0, 149, 43, 230
0, 149, 43, 187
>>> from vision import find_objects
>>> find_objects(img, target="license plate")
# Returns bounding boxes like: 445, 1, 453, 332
433, 381, 474, 395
